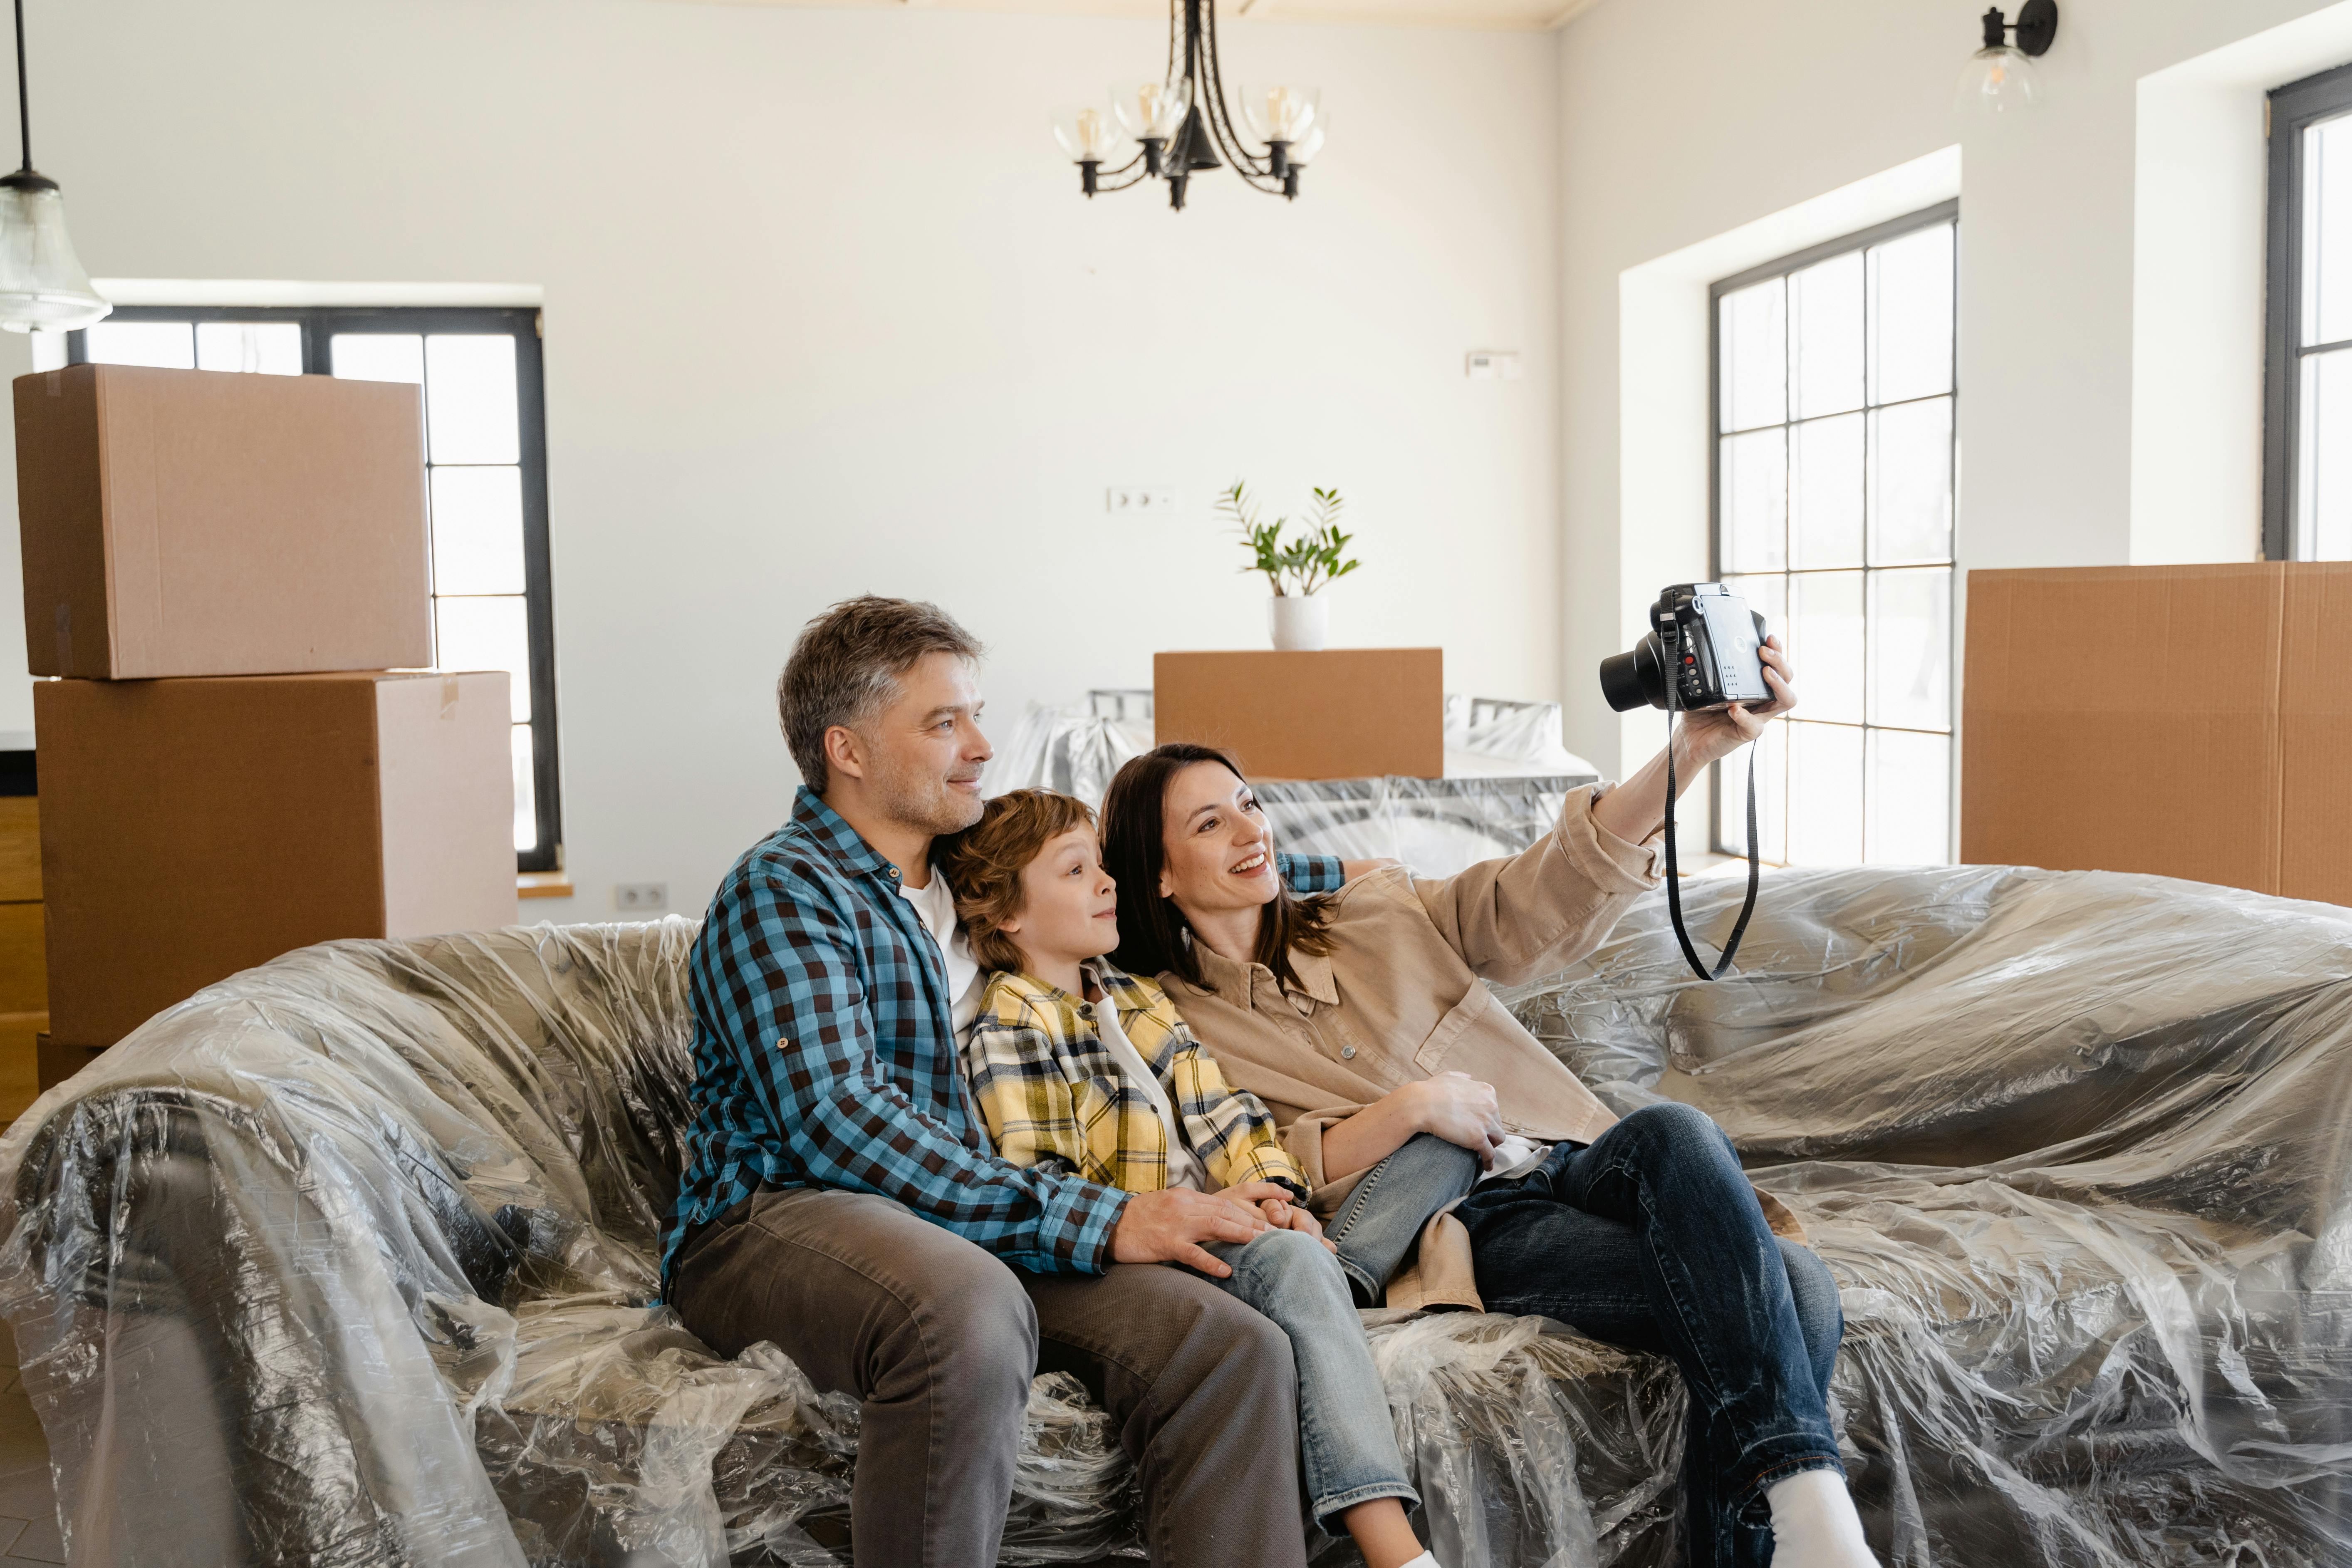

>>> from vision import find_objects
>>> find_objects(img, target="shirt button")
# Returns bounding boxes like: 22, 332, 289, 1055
1340, 1045, 1357, 1060
887, 868, 900, 879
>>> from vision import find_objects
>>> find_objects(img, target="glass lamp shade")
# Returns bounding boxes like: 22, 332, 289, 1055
0, 176, 107, 334
1238, 84, 1320, 144
1110, 81, 1189, 142
1954, 45, 2040, 117
1287, 115, 1327, 168
1052, 106, 1131, 164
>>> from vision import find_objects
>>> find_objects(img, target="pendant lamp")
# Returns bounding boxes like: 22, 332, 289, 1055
0, 0, 104, 334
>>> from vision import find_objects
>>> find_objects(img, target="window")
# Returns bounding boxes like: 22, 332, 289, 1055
1709, 203, 1957, 866
2267, 62, 2352, 560
53, 306, 562, 872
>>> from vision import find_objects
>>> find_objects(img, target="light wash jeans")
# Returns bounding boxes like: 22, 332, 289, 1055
1320, 1132, 1483, 1305
1201, 1227, 1420, 1526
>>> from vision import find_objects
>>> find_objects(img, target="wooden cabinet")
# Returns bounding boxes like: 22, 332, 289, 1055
0, 797, 41, 1120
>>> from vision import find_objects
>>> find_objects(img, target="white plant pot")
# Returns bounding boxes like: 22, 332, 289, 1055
1268, 593, 1329, 651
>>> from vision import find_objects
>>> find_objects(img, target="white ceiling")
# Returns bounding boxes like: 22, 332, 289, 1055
658, 0, 1601, 32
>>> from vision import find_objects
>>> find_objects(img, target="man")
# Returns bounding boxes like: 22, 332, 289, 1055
663, 596, 1363, 1568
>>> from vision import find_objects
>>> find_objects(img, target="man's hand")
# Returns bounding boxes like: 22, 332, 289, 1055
1400, 1071, 1505, 1167
1110, 1187, 1273, 1278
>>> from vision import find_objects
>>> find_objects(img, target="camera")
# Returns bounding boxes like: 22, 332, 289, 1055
1599, 583, 1771, 714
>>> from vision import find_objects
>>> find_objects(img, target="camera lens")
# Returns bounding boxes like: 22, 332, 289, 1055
1599, 637, 1666, 713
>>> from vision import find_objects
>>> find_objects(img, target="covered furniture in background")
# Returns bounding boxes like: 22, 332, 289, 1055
0, 855, 2348, 1565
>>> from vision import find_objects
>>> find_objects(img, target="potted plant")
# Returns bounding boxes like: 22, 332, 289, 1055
1221, 481, 1360, 651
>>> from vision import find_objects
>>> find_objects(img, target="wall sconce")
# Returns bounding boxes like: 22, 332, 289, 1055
1956, 0, 2057, 119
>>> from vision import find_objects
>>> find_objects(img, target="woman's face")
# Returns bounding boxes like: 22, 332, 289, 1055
1157, 762, 1281, 919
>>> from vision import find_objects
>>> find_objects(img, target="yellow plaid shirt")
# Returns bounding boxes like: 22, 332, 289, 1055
963, 961, 1307, 1198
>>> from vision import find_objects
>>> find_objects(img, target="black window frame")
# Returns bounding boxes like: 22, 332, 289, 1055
64, 304, 563, 872
1706, 198, 1961, 863
2265, 61, 2352, 561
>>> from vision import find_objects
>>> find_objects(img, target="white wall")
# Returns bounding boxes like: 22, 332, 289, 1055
1556, 0, 2352, 775
17, 0, 1562, 919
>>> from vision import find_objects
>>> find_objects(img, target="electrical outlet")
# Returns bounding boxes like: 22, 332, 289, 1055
615, 882, 668, 912
1465, 350, 1522, 381
1106, 486, 1177, 515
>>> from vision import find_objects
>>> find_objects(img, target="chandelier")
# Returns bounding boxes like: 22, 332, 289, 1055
1051, 0, 1325, 211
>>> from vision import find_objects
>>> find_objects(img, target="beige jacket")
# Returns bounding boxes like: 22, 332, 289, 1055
1161, 782, 1806, 1312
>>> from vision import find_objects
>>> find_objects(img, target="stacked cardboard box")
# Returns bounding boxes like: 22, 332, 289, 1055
16, 364, 519, 1083
1963, 562, 2352, 905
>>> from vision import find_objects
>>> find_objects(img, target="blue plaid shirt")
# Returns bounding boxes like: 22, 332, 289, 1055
660, 786, 1344, 1292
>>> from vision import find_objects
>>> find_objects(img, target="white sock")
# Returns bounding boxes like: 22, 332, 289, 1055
1765, 1469, 1878, 1568
1394, 1554, 1441, 1568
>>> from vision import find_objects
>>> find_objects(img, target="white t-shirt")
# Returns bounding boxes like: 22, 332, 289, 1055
1088, 987, 1210, 1192
897, 869, 983, 1031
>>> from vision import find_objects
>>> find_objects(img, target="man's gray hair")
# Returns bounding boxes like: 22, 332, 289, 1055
779, 596, 984, 792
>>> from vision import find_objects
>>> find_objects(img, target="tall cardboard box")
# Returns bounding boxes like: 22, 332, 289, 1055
1155, 649, 1444, 779
1962, 562, 2352, 904
15, 364, 432, 679
37, 671, 518, 1052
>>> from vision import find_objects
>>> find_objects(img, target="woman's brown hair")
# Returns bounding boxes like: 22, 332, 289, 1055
1099, 743, 1332, 990
936, 789, 1097, 976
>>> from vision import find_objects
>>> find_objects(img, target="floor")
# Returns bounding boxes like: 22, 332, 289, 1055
0, 1320, 63, 1564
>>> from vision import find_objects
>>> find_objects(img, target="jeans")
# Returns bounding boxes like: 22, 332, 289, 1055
1453, 1102, 1845, 1568
1202, 1227, 1420, 1527
1322, 1132, 1483, 1305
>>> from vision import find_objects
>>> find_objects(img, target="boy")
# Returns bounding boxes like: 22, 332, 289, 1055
940, 789, 1444, 1568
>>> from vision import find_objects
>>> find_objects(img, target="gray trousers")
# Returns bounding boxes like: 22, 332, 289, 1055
670, 1185, 1311, 1568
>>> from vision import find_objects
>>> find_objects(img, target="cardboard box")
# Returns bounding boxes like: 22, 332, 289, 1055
15, 364, 431, 679
1154, 649, 1443, 780
37, 671, 518, 1050
1962, 562, 2352, 904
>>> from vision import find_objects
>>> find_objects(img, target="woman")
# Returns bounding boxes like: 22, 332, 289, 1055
1097, 641, 1877, 1568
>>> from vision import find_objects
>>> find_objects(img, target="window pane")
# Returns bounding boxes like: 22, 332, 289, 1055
331, 333, 423, 384
1869, 396, 1954, 565
425, 335, 520, 465
1790, 252, 1863, 419
1866, 730, 1950, 865
84, 321, 193, 368
1718, 279, 1786, 433
512, 724, 538, 855
1787, 721, 1862, 865
1717, 717, 1787, 864
195, 321, 302, 375
1718, 573, 1787, 642
1790, 570, 1864, 723
436, 595, 532, 723
2299, 348, 2352, 560
1868, 223, 1954, 404
1867, 567, 1952, 730
2307, 114, 2352, 347
1721, 429, 1788, 572
430, 466, 527, 596
1792, 413, 1864, 568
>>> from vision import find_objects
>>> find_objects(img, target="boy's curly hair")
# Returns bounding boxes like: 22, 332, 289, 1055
936, 789, 1098, 976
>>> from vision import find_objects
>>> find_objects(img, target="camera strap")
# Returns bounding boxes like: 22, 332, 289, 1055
1658, 670, 1762, 982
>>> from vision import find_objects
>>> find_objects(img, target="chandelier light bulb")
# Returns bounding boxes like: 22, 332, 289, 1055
1239, 84, 1320, 145
1111, 81, 1188, 143
1052, 106, 1131, 164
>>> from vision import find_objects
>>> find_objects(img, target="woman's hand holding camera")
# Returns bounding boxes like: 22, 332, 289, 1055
1674, 635, 1797, 770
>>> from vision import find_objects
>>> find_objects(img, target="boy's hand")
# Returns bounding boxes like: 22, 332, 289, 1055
1263, 1200, 1336, 1252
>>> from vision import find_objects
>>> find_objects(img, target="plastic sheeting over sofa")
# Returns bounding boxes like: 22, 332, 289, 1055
1, 860, 2349, 1565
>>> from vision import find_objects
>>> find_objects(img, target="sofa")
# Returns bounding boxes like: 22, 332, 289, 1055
0, 862, 2347, 1566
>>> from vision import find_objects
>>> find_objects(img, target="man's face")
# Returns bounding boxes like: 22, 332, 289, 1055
846, 651, 993, 836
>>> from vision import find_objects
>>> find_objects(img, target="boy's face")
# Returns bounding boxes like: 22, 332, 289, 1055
1003, 826, 1121, 970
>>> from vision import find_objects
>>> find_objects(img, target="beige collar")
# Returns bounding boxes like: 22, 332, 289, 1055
1188, 940, 1338, 1009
